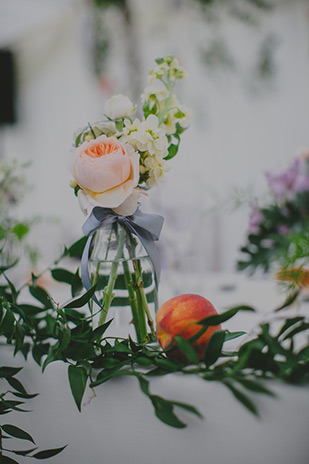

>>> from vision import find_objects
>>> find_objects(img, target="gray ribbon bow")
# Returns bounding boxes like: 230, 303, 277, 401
81, 206, 164, 305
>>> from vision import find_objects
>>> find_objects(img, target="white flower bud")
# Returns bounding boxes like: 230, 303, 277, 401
104, 95, 135, 120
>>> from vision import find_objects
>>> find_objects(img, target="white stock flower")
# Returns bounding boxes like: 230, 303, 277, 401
104, 94, 135, 120
144, 153, 169, 188
141, 82, 169, 105
147, 57, 185, 84
121, 115, 168, 157
163, 103, 192, 135
147, 62, 169, 84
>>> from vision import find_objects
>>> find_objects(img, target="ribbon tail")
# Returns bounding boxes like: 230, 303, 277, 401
133, 228, 162, 285
81, 234, 102, 308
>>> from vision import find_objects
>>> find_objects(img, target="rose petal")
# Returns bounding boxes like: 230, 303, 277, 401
112, 188, 141, 216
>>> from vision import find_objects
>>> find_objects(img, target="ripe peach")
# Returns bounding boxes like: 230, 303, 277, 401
156, 294, 221, 361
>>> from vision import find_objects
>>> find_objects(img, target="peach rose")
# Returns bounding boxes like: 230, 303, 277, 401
71, 135, 140, 215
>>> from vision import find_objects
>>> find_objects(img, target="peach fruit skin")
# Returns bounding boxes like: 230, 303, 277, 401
156, 294, 221, 360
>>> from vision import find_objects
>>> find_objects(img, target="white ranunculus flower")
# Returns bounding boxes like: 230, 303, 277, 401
104, 94, 135, 120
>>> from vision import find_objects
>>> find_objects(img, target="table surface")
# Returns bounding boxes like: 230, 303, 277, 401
3, 271, 309, 464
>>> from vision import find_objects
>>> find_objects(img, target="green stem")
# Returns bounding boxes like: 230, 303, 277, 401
133, 260, 156, 341
122, 259, 147, 343
127, 232, 156, 342
157, 77, 174, 125
90, 261, 100, 316
98, 225, 127, 327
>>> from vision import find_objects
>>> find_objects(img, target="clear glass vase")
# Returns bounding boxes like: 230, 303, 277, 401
89, 222, 158, 343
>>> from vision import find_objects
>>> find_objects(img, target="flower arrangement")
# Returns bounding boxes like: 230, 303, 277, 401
68, 56, 191, 343
70, 55, 190, 216
238, 152, 309, 286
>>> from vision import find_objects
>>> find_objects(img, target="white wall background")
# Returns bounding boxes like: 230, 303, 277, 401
1, 0, 309, 275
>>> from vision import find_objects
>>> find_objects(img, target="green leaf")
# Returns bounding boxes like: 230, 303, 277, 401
0, 308, 15, 334
115, 119, 124, 131
154, 357, 180, 371
42, 351, 59, 372
51, 268, 75, 285
190, 306, 255, 343
150, 396, 186, 428
155, 57, 164, 64
90, 362, 130, 387
0, 399, 28, 414
0, 258, 19, 273
175, 122, 186, 134
224, 381, 259, 416
64, 285, 97, 309
32, 344, 50, 366
135, 356, 153, 366
0, 367, 22, 378
11, 447, 38, 456
2, 424, 35, 443
164, 143, 179, 161
18, 304, 47, 315
235, 378, 275, 396
274, 290, 300, 312
204, 330, 226, 366
174, 336, 199, 364
12, 222, 29, 240
14, 323, 25, 355
129, 336, 142, 353
56, 326, 71, 353
6, 377, 36, 398
3, 273, 18, 303
200, 305, 255, 326
171, 400, 203, 419
282, 322, 309, 341
68, 365, 87, 411
71, 270, 83, 297
68, 237, 87, 257
32, 445, 67, 459
11, 391, 38, 400
90, 319, 113, 341
29, 286, 52, 309
0, 455, 20, 463
75, 131, 83, 147
224, 331, 247, 342
138, 376, 150, 396
100, 358, 123, 369
277, 317, 304, 338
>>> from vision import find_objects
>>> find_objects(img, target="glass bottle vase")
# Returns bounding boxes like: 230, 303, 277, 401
89, 222, 158, 343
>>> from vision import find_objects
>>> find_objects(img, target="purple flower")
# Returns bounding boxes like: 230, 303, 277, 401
261, 239, 275, 249
265, 156, 309, 202
278, 224, 290, 236
248, 204, 263, 234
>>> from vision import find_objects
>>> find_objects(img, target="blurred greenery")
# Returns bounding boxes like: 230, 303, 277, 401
91, 0, 290, 88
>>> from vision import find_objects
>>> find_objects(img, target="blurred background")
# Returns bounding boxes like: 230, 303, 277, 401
1, 0, 309, 277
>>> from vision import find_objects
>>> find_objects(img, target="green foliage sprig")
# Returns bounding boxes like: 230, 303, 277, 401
0, 160, 39, 269
1, 237, 308, 430
0, 364, 67, 462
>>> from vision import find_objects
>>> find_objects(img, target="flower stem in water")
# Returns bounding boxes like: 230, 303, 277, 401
98, 225, 127, 327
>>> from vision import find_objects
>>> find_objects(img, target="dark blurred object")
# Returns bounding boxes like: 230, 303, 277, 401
0, 49, 17, 125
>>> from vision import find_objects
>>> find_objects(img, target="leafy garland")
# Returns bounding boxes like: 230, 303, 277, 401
1, 235, 308, 463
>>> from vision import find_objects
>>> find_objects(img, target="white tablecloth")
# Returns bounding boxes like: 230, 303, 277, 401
3, 272, 309, 464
